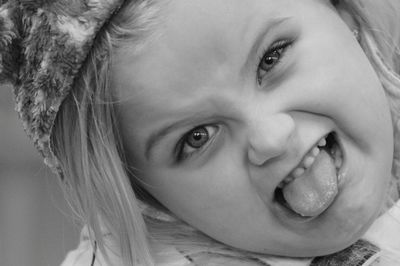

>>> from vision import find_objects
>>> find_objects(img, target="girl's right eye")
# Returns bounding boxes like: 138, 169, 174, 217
176, 125, 218, 162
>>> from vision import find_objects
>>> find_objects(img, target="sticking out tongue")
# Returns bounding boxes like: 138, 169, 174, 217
282, 149, 338, 217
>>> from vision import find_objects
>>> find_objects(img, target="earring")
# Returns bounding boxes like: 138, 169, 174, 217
352, 29, 361, 42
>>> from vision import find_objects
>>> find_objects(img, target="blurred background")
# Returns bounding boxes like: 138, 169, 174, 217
1, 85, 79, 266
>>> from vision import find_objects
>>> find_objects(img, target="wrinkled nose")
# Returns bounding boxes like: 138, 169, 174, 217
247, 113, 295, 166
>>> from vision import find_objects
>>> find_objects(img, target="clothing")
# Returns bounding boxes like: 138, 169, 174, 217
61, 200, 400, 266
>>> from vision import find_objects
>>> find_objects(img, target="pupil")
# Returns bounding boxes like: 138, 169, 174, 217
193, 132, 203, 141
265, 57, 275, 65
264, 52, 279, 65
187, 127, 208, 148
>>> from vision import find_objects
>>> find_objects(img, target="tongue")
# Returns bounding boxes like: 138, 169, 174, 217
282, 149, 338, 217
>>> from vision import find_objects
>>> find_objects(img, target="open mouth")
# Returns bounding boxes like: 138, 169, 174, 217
274, 132, 343, 218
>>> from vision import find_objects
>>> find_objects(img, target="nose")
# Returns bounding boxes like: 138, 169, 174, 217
247, 113, 295, 166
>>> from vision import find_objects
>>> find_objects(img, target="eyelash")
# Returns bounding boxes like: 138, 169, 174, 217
172, 40, 293, 162
257, 39, 293, 84
175, 125, 219, 162
330, 0, 339, 6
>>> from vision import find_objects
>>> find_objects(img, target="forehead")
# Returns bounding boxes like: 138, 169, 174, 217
160, 0, 276, 58
112, 0, 322, 126
113, 0, 282, 96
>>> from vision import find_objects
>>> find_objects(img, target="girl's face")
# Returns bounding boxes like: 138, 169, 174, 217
114, 0, 393, 257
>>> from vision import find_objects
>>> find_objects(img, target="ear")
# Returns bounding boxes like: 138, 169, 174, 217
333, 1, 359, 32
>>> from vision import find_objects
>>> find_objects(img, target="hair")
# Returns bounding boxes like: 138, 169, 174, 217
344, 0, 400, 203
51, 1, 166, 265
50, 0, 400, 265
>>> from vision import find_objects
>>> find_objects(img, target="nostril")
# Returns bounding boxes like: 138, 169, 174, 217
248, 148, 267, 166
247, 113, 295, 166
248, 139, 289, 166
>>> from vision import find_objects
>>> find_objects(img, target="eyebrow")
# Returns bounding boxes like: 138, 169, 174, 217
144, 17, 292, 160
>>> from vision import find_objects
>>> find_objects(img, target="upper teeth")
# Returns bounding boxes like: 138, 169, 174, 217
278, 135, 342, 188
318, 138, 326, 147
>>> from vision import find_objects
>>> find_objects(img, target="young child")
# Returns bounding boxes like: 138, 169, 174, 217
1, 0, 400, 265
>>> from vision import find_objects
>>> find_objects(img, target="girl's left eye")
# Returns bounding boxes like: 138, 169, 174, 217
257, 39, 292, 84
176, 125, 218, 162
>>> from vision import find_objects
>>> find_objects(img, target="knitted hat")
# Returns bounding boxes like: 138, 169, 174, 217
0, 0, 125, 176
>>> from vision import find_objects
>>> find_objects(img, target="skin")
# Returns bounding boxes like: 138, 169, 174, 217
113, 0, 394, 257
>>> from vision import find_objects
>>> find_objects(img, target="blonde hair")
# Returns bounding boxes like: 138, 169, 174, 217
52, 1, 165, 265
51, 0, 400, 265
344, 0, 400, 203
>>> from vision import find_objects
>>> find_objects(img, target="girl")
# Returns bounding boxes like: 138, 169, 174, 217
1, 0, 399, 265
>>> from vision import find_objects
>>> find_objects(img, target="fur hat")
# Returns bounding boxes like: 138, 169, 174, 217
0, 0, 125, 176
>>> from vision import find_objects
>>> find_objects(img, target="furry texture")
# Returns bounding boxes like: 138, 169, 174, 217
0, 0, 125, 176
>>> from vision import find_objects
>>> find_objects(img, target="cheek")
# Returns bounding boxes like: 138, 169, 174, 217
288, 32, 392, 148
141, 151, 269, 239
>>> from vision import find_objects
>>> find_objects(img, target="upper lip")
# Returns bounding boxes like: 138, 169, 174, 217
277, 133, 331, 188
